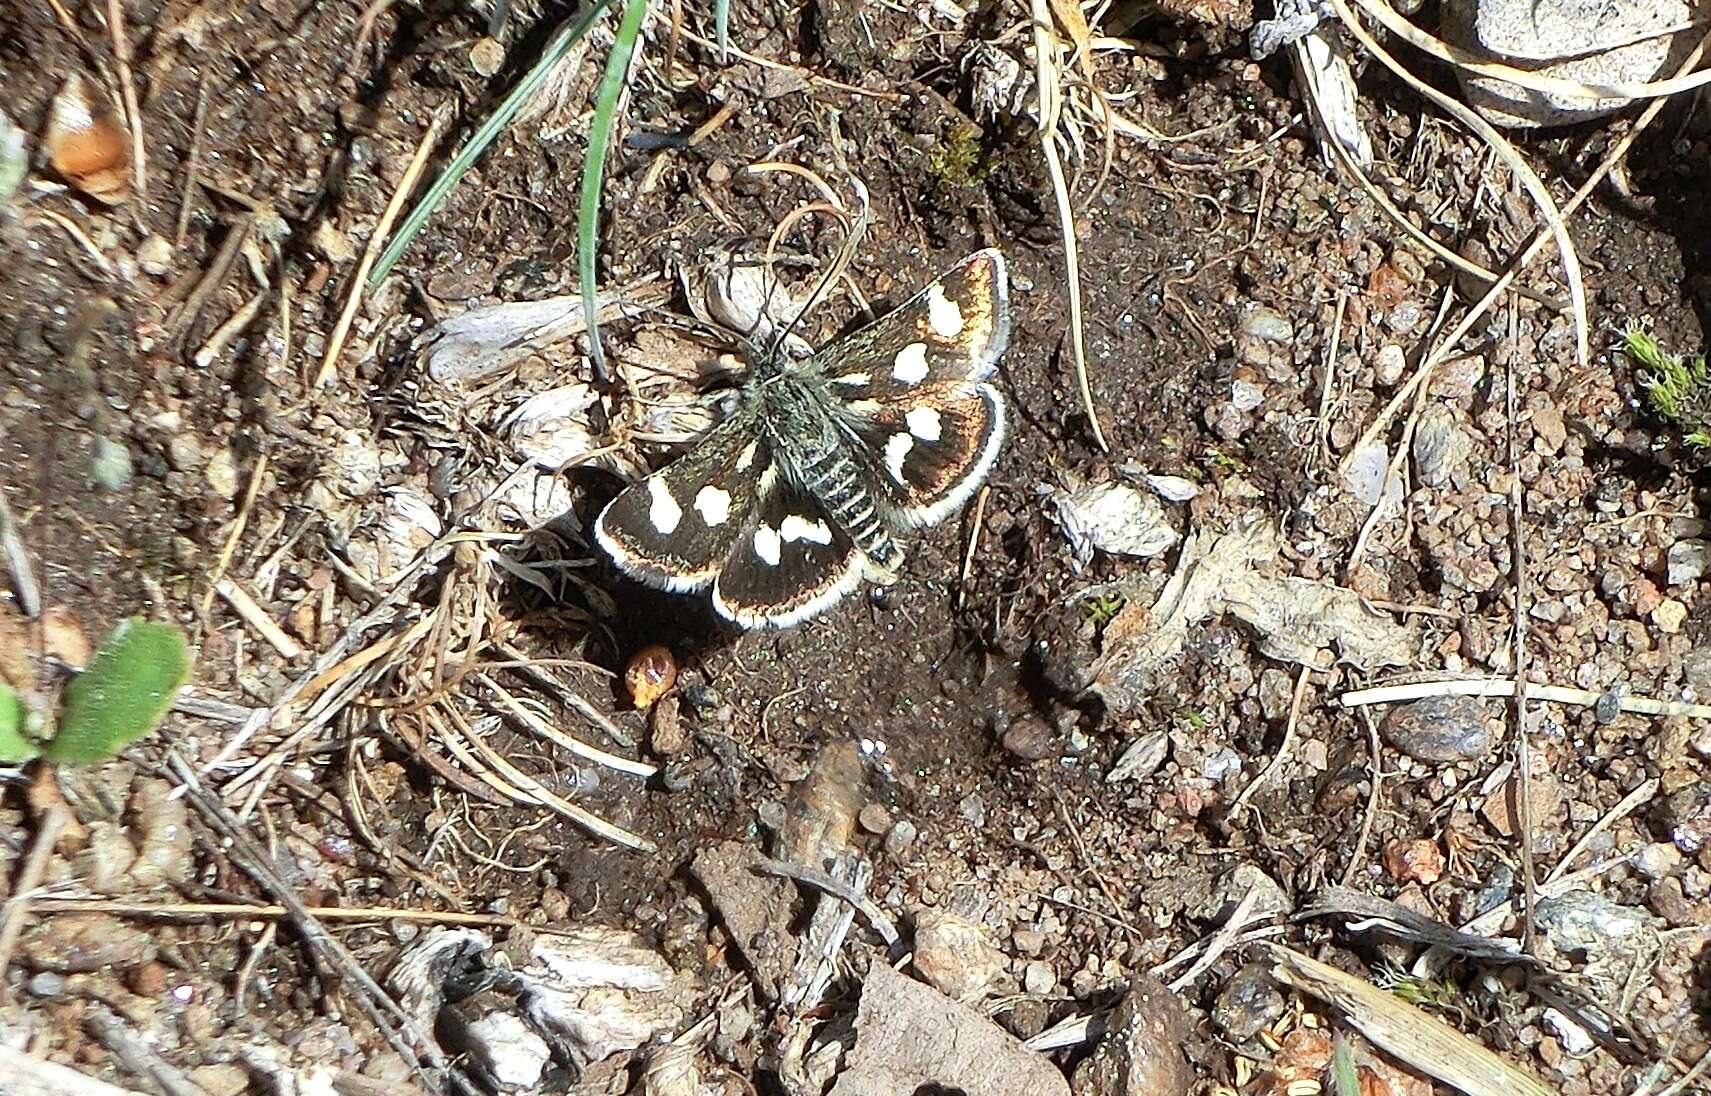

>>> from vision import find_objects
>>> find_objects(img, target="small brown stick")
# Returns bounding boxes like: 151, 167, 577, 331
168, 756, 471, 1095
0, 487, 39, 618
175, 76, 210, 248
1505, 304, 1537, 955
198, 446, 269, 626
753, 856, 899, 949
957, 484, 991, 610
1340, 708, 1385, 887
0, 803, 73, 1004
85, 1008, 203, 1096
102, 0, 147, 198
1231, 665, 1313, 814
233, 920, 277, 1013
0, 1045, 146, 1096
315, 105, 449, 388
1548, 777, 1659, 884
1166, 884, 1262, 992
215, 577, 303, 660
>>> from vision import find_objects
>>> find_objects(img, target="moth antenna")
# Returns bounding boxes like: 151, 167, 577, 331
763, 176, 871, 361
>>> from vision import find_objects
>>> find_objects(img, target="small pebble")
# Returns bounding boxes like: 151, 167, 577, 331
958, 793, 985, 828
858, 802, 892, 834
1412, 404, 1469, 488
1374, 344, 1407, 386
469, 37, 507, 77
1667, 540, 1711, 586
205, 449, 239, 498
1238, 304, 1293, 343
912, 908, 1006, 1002
1070, 976, 1193, 1096
884, 819, 918, 857
1106, 731, 1169, 783
1210, 964, 1284, 1041
136, 233, 173, 276
1653, 599, 1688, 634
1380, 695, 1496, 762
1382, 837, 1445, 884
1022, 960, 1055, 996
91, 435, 133, 490
26, 971, 66, 998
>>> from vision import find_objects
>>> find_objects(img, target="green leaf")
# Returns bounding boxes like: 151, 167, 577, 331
46, 619, 190, 765
367, 2, 616, 288
579, 0, 651, 381
0, 683, 40, 763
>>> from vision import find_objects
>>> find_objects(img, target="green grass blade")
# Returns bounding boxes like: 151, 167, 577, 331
0, 683, 39, 763
714, 0, 730, 61
579, 0, 650, 380
46, 619, 191, 765
368, 2, 615, 289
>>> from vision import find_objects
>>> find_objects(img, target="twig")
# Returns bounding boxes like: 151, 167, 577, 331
0, 803, 73, 1004
199, 446, 269, 625
1030, 0, 1108, 451
957, 484, 990, 609
175, 76, 210, 249
1342, 0, 1711, 101
448, 712, 655, 851
1505, 305, 1537, 955
1341, 708, 1384, 887
102, 0, 146, 199
1548, 777, 1659, 884
28, 897, 541, 928
85, 1008, 205, 1096
0, 486, 39, 617
1232, 665, 1313, 814
1329, 0, 1587, 367
752, 856, 900, 948
1338, 27, 1711, 472
168, 755, 475, 1096
1338, 677, 1711, 719
215, 577, 303, 660
476, 673, 655, 777
0, 1046, 146, 1096
315, 105, 450, 388
1168, 885, 1263, 992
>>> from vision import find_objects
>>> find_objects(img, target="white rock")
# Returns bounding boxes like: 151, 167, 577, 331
1342, 441, 1400, 507
1047, 480, 1180, 572
1443, 0, 1699, 127
464, 1012, 550, 1091
1543, 1007, 1595, 1056
1667, 539, 1711, 586
1106, 731, 1169, 783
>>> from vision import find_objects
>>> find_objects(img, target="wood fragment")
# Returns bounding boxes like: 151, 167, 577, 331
1268, 945, 1554, 1096
215, 577, 303, 660
0, 1046, 147, 1096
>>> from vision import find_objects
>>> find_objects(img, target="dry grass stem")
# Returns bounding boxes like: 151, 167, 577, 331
1340, 677, 1711, 718
315, 105, 450, 388
214, 577, 303, 660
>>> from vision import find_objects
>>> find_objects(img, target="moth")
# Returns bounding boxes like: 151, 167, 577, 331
594, 249, 1011, 629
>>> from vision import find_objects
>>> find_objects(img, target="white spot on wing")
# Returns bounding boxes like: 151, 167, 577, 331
753, 524, 782, 566
892, 342, 929, 385
927, 286, 964, 337
647, 477, 683, 533
693, 485, 731, 526
734, 441, 759, 472
834, 372, 871, 386
780, 514, 834, 545
884, 432, 914, 482
905, 405, 943, 442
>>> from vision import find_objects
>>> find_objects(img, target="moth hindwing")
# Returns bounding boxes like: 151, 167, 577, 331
596, 248, 1011, 629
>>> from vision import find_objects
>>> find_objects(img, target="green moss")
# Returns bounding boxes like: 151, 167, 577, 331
1625, 329, 1711, 448
929, 123, 987, 191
